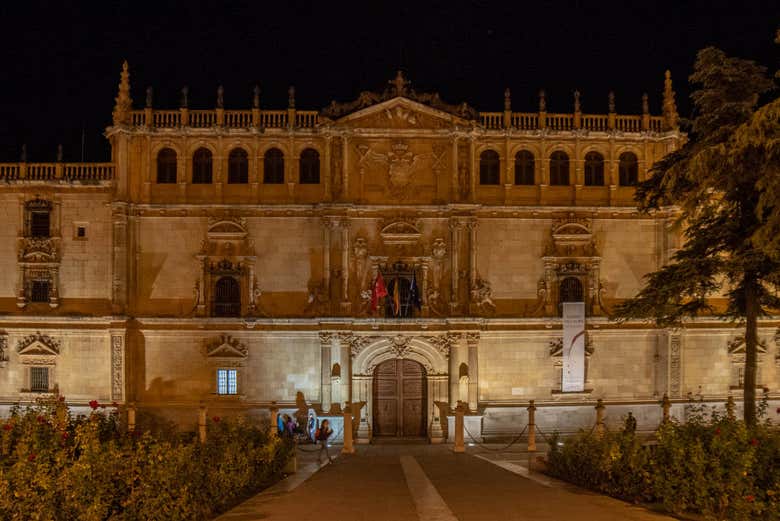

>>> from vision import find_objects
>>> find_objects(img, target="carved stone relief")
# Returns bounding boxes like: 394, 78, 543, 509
206, 334, 248, 359
470, 276, 496, 316
17, 332, 60, 366
111, 334, 124, 401
669, 333, 681, 397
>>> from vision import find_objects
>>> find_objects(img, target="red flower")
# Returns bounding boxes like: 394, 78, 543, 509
776, 407, 780, 414
212, 416, 221, 423
750, 438, 759, 446
714, 428, 721, 436
61, 432, 69, 440
745, 495, 755, 502
27, 453, 36, 462
88, 400, 99, 410
36, 415, 45, 423
111, 401, 118, 408
2, 423, 12, 431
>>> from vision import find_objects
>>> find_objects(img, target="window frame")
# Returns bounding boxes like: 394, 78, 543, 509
263, 148, 285, 184
479, 150, 501, 185
192, 147, 213, 184
618, 152, 639, 186
299, 148, 320, 184
514, 150, 535, 185
216, 368, 238, 395
583, 151, 605, 186
212, 276, 241, 317
549, 151, 570, 186
227, 148, 249, 184
156, 148, 178, 184
29, 366, 50, 393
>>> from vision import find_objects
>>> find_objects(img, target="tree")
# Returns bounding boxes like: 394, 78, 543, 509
613, 46, 780, 426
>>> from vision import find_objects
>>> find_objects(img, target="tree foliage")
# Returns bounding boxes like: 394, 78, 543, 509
613, 45, 780, 425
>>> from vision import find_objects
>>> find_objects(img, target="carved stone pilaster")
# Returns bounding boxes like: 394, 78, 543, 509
110, 332, 125, 401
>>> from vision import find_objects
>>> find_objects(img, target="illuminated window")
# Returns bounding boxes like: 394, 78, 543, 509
217, 369, 237, 395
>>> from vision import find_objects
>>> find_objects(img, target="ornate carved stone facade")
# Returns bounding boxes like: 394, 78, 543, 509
0, 64, 777, 438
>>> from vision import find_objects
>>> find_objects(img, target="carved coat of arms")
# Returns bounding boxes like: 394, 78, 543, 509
361, 141, 425, 198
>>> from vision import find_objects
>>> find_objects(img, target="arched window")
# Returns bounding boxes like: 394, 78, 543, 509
559, 277, 584, 310
192, 148, 213, 184
227, 148, 248, 184
156, 148, 177, 184
619, 152, 639, 186
299, 148, 320, 184
584, 151, 605, 186
264, 148, 285, 184
479, 150, 500, 185
213, 276, 240, 317
514, 150, 535, 185
549, 151, 570, 185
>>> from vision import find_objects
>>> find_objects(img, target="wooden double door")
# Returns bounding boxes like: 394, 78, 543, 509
373, 359, 427, 438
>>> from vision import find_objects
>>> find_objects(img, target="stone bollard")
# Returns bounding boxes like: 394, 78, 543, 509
342, 410, 355, 454
661, 393, 671, 424
595, 399, 605, 438
269, 403, 279, 438
527, 400, 537, 452
726, 395, 735, 420
198, 403, 207, 444
127, 402, 136, 433
453, 401, 466, 453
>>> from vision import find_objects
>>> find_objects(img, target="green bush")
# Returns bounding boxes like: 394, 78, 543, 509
0, 397, 292, 521
547, 410, 779, 521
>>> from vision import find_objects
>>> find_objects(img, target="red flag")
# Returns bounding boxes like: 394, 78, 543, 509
393, 277, 401, 316
370, 272, 388, 312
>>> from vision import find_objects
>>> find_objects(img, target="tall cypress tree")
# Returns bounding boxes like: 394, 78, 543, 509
613, 46, 780, 426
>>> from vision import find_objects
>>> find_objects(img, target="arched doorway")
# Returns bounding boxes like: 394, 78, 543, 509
372, 359, 427, 438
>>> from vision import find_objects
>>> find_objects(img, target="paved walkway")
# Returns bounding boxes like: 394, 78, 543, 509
218, 444, 676, 521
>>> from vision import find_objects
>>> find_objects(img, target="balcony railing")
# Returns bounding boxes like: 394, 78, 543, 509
481, 111, 664, 132
0, 163, 114, 182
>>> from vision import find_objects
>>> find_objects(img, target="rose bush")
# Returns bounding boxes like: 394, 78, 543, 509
0, 397, 292, 521
547, 407, 779, 521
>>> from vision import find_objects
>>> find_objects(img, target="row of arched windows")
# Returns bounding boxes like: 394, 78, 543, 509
479, 151, 639, 187
156, 147, 321, 185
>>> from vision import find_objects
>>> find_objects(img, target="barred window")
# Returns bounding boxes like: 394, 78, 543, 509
299, 148, 320, 184
584, 152, 605, 186
192, 148, 213, 184
217, 368, 237, 395
30, 280, 50, 303
228, 148, 249, 184
479, 150, 500, 185
213, 276, 240, 317
263, 148, 285, 184
30, 211, 50, 237
549, 151, 570, 185
514, 150, 535, 185
156, 148, 177, 184
30, 367, 49, 392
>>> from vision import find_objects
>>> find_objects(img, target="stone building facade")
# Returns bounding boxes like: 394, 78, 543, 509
0, 63, 777, 440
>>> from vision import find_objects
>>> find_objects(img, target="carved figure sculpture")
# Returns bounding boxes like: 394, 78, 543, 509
304, 281, 330, 316
471, 277, 496, 315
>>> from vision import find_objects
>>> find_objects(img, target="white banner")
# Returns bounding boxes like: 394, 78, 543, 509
562, 302, 586, 392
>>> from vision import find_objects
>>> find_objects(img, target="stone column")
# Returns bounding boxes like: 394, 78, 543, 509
339, 335, 351, 409
466, 332, 479, 412
111, 203, 129, 314
467, 219, 477, 292
421, 262, 429, 313
340, 220, 350, 311
342, 135, 350, 198
449, 334, 461, 409
353, 374, 373, 444
451, 136, 459, 200
319, 332, 333, 413
449, 220, 460, 312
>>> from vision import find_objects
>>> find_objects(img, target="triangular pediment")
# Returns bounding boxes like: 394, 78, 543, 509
206, 334, 248, 359
328, 97, 470, 130
17, 332, 60, 356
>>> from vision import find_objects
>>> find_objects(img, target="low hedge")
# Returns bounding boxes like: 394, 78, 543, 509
547, 408, 780, 521
0, 397, 292, 521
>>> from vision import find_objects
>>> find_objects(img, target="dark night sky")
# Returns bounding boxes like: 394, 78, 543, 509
0, 0, 776, 162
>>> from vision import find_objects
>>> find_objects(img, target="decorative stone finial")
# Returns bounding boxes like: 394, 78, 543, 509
253, 85, 260, 108
662, 70, 679, 130
608, 91, 616, 113
145, 86, 153, 108
642, 93, 649, 114
56, 144, 63, 162
574, 90, 581, 112
389, 70, 410, 97
112, 60, 133, 126
216, 85, 224, 108
538, 89, 546, 112
181, 86, 189, 108
288, 86, 295, 109
20, 144, 26, 162
504, 88, 511, 111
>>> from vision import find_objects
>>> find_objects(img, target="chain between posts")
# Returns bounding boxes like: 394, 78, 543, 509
463, 423, 529, 452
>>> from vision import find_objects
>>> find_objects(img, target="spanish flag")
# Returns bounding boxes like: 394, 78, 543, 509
393, 277, 401, 316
